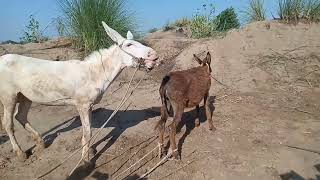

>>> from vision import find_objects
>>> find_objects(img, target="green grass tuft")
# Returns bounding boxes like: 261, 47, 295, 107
58, 0, 136, 55
190, 15, 218, 38
190, 4, 240, 38
243, 0, 267, 23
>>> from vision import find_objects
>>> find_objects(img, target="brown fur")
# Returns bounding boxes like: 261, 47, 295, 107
155, 52, 215, 159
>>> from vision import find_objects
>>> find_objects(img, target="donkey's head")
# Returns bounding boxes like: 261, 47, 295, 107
193, 52, 212, 73
102, 21, 158, 70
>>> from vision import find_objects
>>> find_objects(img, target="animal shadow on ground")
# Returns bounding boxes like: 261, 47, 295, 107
0, 122, 9, 145
164, 96, 216, 158
44, 107, 160, 180
67, 167, 146, 180
66, 157, 149, 180
0, 134, 9, 145
280, 164, 320, 180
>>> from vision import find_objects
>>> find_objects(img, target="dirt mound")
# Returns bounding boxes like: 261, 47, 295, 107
153, 21, 320, 93
0, 37, 81, 60
143, 28, 196, 82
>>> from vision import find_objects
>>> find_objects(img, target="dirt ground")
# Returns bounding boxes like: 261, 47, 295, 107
0, 21, 320, 180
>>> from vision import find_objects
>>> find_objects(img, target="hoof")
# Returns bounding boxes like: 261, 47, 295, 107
16, 151, 27, 162
32, 140, 46, 154
169, 149, 180, 160
88, 147, 96, 158
168, 154, 181, 161
195, 119, 200, 127
158, 151, 165, 159
208, 124, 216, 131
83, 160, 94, 169
83, 160, 93, 168
37, 140, 46, 150
172, 154, 181, 160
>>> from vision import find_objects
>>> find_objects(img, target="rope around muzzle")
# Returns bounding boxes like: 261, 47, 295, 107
38, 65, 145, 179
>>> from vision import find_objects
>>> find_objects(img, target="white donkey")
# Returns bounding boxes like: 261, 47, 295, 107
0, 21, 158, 161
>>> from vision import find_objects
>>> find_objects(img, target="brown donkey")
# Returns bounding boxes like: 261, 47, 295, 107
155, 52, 214, 159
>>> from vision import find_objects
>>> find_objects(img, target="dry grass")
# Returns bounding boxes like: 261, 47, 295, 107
278, 0, 320, 23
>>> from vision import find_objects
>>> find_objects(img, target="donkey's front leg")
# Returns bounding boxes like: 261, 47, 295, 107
76, 104, 93, 163
195, 105, 200, 127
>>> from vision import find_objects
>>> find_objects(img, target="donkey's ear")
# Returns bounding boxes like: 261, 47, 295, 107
193, 54, 202, 64
102, 21, 125, 44
126, 31, 134, 40
204, 52, 211, 64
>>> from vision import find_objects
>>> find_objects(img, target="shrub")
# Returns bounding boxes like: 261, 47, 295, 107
190, 15, 218, 38
278, 0, 320, 23
190, 3, 218, 38
58, 0, 135, 54
20, 15, 48, 43
216, 7, 240, 31
190, 4, 240, 38
243, 0, 267, 22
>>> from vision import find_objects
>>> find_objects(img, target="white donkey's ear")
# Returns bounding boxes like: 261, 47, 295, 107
102, 21, 125, 44
126, 31, 134, 40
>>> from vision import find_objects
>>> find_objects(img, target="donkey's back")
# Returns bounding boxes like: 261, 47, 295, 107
161, 66, 211, 108
0, 54, 90, 105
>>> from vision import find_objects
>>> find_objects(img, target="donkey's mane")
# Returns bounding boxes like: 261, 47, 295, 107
83, 44, 118, 62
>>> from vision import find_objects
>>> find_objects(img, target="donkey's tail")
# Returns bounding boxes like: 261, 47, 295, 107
154, 75, 171, 131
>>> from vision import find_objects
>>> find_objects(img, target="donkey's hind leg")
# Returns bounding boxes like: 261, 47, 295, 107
1, 96, 27, 160
15, 93, 45, 150
204, 92, 215, 131
169, 102, 183, 160
195, 105, 200, 127
156, 104, 169, 158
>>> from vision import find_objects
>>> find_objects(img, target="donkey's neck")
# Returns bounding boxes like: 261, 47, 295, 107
85, 45, 129, 92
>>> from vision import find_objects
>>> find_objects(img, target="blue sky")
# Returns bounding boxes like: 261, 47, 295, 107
0, 0, 278, 41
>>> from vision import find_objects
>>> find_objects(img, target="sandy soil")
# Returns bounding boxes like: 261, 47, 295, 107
0, 21, 320, 180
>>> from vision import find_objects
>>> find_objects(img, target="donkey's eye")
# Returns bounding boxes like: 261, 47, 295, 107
126, 43, 133, 47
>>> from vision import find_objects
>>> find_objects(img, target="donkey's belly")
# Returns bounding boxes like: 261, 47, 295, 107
22, 89, 75, 105
185, 98, 203, 108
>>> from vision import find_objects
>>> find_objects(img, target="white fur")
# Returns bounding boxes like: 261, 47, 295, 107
0, 22, 158, 161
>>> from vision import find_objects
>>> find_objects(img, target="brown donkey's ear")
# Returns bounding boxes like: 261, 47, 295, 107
204, 52, 212, 73
193, 54, 202, 64
204, 52, 211, 64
